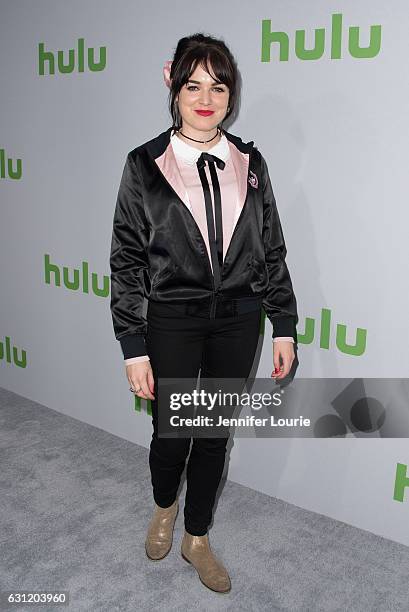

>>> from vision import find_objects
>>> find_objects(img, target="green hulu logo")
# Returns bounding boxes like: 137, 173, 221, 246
297, 307, 367, 356
134, 395, 152, 414
393, 463, 409, 502
1, 336, 27, 368
44, 254, 109, 297
0, 149, 22, 179
38, 38, 106, 75
261, 13, 381, 61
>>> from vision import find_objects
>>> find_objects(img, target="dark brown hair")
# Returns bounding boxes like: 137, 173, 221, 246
167, 33, 240, 130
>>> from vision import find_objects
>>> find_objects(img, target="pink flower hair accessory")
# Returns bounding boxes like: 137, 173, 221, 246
163, 60, 173, 88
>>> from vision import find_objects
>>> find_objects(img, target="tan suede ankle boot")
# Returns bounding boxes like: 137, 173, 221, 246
145, 499, 179, 560
181, 530, 231, 593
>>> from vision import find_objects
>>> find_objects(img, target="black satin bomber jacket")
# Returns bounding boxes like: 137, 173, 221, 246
109, 126, 299, 359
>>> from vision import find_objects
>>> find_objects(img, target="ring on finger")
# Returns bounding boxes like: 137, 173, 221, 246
130, 386, 142, 393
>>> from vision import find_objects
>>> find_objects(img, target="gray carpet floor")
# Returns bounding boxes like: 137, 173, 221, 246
1, 387, 409, 612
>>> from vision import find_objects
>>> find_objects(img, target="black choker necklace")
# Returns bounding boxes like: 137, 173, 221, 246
177, 128, 221, 144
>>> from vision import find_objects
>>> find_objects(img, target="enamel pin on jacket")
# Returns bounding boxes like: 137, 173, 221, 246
109, 126, 298, 359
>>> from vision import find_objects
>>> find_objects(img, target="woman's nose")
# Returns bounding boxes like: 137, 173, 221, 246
199, 90, 212, 104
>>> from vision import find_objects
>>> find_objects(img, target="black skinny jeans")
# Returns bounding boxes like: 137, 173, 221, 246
145, 299, 262, 536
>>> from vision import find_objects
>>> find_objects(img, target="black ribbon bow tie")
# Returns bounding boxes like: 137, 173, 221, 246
196, 152, 226, 291
196, 151, 226, 171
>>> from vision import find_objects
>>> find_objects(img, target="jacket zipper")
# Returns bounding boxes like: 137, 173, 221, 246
210, 287, 219, 319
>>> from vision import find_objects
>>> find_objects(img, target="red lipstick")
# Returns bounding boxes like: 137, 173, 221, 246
195, 110, 214, 116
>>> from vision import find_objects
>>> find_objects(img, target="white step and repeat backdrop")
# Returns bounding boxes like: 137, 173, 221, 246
2, 1, 409, 545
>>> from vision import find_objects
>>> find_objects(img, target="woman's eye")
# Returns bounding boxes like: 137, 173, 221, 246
186, 85, 226, 93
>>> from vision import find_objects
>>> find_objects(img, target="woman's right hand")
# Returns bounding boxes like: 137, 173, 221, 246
126, 361, 155, 400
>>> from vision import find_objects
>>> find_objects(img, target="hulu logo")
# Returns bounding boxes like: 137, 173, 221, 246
1, 336, 27, 368
134, 395, 152, 415
38, 38, 106, 75
297, 307, 367, 356
0, 149, 22, 179
393, 463, 409, 502
262, 13, 381, 61
44, 254, 109, 296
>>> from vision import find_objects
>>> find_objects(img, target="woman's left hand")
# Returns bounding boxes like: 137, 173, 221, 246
271, 341, 295, 380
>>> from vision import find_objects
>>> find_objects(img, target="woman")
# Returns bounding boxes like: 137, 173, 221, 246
109, 33, 298, 594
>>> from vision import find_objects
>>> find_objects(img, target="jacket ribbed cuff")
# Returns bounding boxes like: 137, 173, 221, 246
271, 316, 297, 342
119, 334, 147, 359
